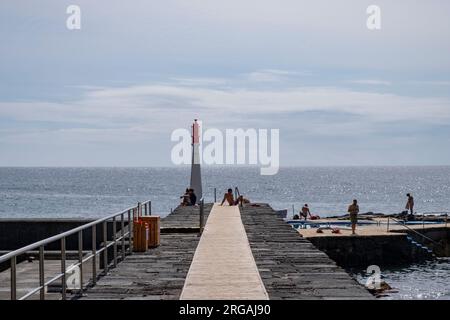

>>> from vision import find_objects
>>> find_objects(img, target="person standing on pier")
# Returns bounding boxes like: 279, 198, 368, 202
348, 199, 359, 235
405, 193, 414, 215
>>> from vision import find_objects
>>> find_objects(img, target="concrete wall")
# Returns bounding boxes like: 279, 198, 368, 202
0, 219, 122, 251
308, 234, 432, 268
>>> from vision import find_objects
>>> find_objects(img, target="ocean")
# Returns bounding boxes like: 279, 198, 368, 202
351, 257, 450, 300
1, 166, 449, 219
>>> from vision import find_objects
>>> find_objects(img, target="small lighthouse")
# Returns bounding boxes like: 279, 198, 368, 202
190, 119, 202, 201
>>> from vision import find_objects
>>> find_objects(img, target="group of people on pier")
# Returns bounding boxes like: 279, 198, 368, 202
181, 187, 416, 236
180, 188, 197, 206
180, 187, 250, 207
294, 193, 416, 235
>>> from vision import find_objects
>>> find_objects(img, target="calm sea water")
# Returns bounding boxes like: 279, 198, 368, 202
0, 166, 449, 300
351, 258, 450, 300
0, 166, 449, 219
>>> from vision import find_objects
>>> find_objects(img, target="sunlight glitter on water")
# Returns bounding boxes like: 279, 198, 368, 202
352, 258, 450, 300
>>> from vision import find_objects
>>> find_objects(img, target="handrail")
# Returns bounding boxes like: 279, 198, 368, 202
419, 211, 450, 215
0, 199, 151, 300
234, 187, 241, 200
0, 200, 150, 264
199, 198, 205, 235
389, 217, 445, 249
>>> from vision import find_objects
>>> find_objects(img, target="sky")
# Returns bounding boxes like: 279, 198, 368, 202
1, 0, 450, 167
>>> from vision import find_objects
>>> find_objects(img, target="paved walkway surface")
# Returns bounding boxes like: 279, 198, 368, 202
78, 203, 371, 300
241, 204, 374, 300
80, 205, 212, 300
180, 204, 269, 300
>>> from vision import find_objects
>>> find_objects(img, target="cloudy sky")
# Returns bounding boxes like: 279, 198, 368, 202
1, 0, 450, 166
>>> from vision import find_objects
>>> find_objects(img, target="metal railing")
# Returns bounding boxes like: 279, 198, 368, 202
199, 198, 205, 235
0, 200, 151, 300
387, 216, 445, 249
420, 212, 449, 228
234, 187, 241, 201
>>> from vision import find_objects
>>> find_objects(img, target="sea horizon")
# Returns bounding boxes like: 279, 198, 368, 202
1, 166, 449, 219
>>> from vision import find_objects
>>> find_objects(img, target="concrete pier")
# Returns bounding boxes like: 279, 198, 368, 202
79, 203, 371, 300
240, 204, 373, 299
0, 202, 372, 300
80, 204, 213, 300
180, 204, 268, 300
297, 219, 449, 266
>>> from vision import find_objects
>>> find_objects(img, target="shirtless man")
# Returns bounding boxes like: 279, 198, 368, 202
220, 188, 235, 206
348, 199, 359, 235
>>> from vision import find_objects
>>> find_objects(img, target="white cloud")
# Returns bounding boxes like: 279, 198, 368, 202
169, 77, 228, 86
1, 74, 450, 166
243, 69, 308, 82
349, 79, 391, 86
1, 78, 449, 135
408, 81, 450, 86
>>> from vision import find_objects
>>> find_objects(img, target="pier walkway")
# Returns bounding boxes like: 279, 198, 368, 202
80, 204, 212, 300
79, 203, 372, 300
180, 204, 268, 300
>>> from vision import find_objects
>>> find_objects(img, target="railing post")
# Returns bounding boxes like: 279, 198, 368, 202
387, 216, 390, 232
214, 188, 217, 203
92, 226, 97, 284
128, 209, 133, 254
423, 213, 425, 230
103, 221, 108, 273
199, 199, 204, 235
144, 203, 148, 216
78, 231, 83, 292
422, 213, 426, 242
61, 237, 66, 300
121, 213, 125, 261
10, 257, 16, 300
113, 217, 117, 267
137, 202, 141, 219
39, 245, 45, 300
149, 201, 152, 215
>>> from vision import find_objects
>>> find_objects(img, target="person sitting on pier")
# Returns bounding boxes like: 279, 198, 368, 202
240, 195, 250, 204
236, 195, 250, 206
180, 188, 191, 206
189, 188, 197, 206
220, 188, 249, 206
348, 199, 359, 235
300, 204, 312, 221
220, 188, 237, 206
405, 193, 414, 215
